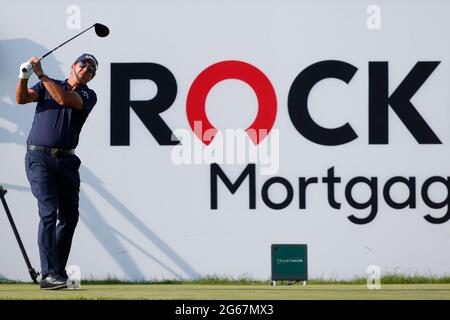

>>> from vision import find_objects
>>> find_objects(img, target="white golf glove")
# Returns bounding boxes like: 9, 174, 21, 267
19, 62, 33, 79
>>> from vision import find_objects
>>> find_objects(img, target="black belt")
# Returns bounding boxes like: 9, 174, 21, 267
27, 145, 75, 157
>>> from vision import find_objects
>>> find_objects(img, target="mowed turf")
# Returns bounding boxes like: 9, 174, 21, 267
1, 284, 450, 300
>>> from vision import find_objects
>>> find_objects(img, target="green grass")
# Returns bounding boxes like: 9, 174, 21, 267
2, 274, 450, 300
1, 283, 450, 300
80, 274, 266, 285
78, 273, 450, 285
3, 273, 450, 285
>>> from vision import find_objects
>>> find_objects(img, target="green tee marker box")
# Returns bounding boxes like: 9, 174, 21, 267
271, 244, 308, 281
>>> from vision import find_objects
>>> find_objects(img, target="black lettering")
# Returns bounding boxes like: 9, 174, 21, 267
383, 176, 416, 209
111, 63, 178, 145
299, 177, 318, 209
261, 177, 294, 210
288, 60, 358, 145
210, 164, 256, 209
346, 177, 378, 224
322, 167, 341, 209
369, 61, 441, 144
421, 176, 450, 224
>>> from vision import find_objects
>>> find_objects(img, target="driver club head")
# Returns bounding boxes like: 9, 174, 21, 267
94, 23, 110, 37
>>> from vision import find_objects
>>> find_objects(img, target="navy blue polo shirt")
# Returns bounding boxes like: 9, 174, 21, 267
27, 79, 97, 149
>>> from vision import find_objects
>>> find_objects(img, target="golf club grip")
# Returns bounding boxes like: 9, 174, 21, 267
41, 51, 51, 59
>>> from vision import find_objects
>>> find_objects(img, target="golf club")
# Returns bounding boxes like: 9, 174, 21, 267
21, 23, 109, 72
0, 185, 39, 284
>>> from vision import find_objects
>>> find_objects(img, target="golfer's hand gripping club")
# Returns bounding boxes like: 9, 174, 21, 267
19, 62, 34, 79
19, 57, 42, 79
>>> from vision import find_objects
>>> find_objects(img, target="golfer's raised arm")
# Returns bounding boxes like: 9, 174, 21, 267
15, 60, 39, 104
29, 57, 84, 110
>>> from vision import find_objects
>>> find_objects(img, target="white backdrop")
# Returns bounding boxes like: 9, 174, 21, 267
1, 0, 450, 281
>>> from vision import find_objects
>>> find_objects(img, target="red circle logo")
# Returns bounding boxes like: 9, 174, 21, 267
186, 60, 277, 145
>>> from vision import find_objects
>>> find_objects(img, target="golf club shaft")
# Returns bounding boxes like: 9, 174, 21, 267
22, 24, 96, 72
41, 24, 95, 59
0, 186, 39, 284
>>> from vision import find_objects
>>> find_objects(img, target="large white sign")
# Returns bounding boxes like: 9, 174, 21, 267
1, 0, 450, 281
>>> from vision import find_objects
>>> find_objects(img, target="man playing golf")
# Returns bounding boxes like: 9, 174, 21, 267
15, 54, 98, 289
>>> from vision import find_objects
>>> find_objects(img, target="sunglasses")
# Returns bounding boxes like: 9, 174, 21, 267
78, 61, 96, 74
